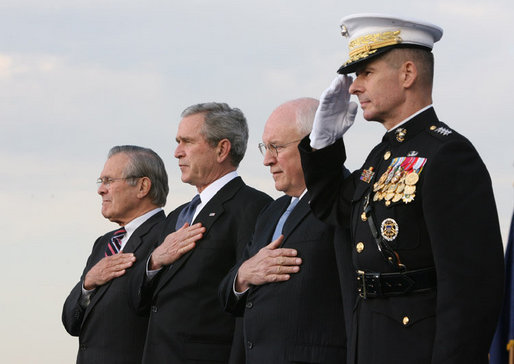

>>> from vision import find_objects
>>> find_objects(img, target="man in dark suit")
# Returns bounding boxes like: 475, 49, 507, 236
219, 98, 347, 363
62, 145, 169, 364
131, 102, 272, 363
299, 14, 504, 363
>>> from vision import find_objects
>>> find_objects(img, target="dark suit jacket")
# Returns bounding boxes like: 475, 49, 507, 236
62, 210, 165, 364
299, 107, 504, 364
219, 193, 347, 364
132, 177, 272, 364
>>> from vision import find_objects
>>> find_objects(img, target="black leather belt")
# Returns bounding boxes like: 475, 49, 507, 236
357, 267, 436, 299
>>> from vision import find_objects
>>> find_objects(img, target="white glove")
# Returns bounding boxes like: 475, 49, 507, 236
309, 75, 358, 150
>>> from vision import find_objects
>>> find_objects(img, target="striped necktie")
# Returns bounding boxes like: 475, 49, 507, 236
105, 227, 127, 256
175, 194, 201, 230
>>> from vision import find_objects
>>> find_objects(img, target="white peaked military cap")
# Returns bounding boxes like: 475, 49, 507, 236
337, 13, 443, 74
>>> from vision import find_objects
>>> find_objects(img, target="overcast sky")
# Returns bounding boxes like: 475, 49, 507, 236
0, 0, 512, 362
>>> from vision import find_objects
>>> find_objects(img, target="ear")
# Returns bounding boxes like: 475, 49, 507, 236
136, 177, 152, 199
216, 138, 232, 163
401, 61, 417, 89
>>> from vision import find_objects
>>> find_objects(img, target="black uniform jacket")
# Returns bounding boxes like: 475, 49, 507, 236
131, 177, 272, 364
299, 107, 504, 364
62, 210, 165, 364
219, 193, 347, 364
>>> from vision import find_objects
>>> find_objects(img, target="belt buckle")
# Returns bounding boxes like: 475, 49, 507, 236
357, 270, 367, 299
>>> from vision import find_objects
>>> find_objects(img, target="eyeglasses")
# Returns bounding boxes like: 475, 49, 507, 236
258, 139, 302, 158
96, 176, 140, 188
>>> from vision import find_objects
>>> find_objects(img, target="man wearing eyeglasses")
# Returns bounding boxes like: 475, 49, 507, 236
62, 145, 168, 364
219, 98, 348, 364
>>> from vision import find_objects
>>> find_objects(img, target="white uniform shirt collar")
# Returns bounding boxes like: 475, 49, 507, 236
387, 104, 433, 132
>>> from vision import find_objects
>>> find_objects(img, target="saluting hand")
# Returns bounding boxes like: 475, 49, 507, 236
310, 74, 358, 150
84, 253, 136, 290
149, 222, 206, 270
235, 235, 302, 292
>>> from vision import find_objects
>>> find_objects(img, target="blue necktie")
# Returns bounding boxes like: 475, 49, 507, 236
271, 197, 299, 241
175, 194, 201, 229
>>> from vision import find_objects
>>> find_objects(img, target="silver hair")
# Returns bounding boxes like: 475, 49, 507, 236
181, 102, 249, 167
108, 145, 169, 207
293, 98, 319, 136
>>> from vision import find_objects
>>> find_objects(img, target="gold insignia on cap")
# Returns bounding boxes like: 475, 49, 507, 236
343, 30, 402, 67
395, 128, 407, 142
384, 151, 391, 160
381, 218, 399, 241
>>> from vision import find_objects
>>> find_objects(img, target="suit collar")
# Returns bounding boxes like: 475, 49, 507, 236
85, 210, 165, 320
155, 177, 246, 293
280, 192, 311, 246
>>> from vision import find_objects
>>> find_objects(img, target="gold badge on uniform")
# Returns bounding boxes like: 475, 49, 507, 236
395, 128, 407, 142
381, 218, 399, 241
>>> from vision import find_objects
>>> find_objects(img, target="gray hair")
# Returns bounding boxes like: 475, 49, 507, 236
293, 98, 319, 136
108, 145, 169, 207
181, 102, 249, 167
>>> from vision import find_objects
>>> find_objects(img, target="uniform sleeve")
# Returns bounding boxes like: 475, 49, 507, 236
299, 136, 356, 227
422, 138, 504, 362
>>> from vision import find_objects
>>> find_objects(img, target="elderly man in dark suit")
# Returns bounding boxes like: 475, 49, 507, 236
62, 145, 168, 364
131, 102, 272, 364
219, 98, 347, 364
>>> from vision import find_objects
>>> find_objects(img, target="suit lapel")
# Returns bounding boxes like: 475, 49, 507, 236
263, 195, 291, 243
85, 211, 165, 320
280, 192, 311, 247
154, 177, 245, 294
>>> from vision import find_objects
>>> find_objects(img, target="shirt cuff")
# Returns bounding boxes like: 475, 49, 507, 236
146, 255, 163, 280
232, 273, 249, 299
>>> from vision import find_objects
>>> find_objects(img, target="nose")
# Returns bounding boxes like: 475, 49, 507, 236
348, 77, 359, 95
262, 148, 276, 167
97, 183, 107, 196
174, 143, 183, 159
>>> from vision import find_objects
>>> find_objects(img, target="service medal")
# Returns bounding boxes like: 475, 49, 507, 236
396, 183, 405, 194
360, 167, 375, 183
405, 172, 419, 185
392, 193, 403, 203
387, 183, 397, 193
385, 192, 395, 201
381, 218, 399, 241
404, 185, 416, 195
402, 194, 415, 203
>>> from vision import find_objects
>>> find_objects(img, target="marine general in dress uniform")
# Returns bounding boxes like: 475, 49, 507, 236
299, 13, 504, 364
